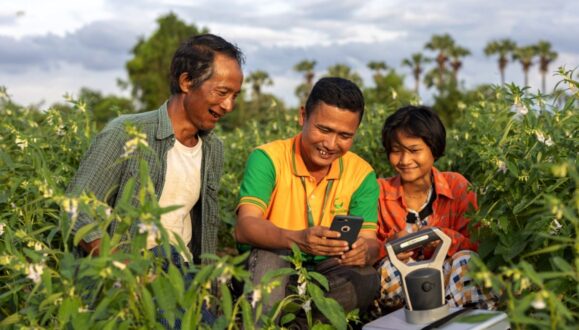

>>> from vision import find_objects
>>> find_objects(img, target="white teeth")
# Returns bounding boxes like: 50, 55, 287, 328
320, 150, 327, 156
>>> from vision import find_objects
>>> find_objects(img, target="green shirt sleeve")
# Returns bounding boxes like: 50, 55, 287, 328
238, 149, 276, 212
349, 171, 379, 229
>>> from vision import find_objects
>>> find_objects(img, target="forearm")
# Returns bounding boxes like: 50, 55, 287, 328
235, 216, 302, 250
364, 236, 381, 266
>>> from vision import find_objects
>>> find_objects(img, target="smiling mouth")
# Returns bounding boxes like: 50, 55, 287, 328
318, 148, 334, 158
209, 109, 221, 119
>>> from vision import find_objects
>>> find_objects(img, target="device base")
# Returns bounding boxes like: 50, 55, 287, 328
405, 303, 450, 324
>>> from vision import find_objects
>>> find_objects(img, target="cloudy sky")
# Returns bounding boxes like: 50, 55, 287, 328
1, 0, 578, 109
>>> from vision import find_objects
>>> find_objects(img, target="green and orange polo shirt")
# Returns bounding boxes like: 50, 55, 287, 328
238, 133, 379, 234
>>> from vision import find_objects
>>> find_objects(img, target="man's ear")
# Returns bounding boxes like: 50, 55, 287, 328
178, 72, 191, 93
299, 106, 306, 126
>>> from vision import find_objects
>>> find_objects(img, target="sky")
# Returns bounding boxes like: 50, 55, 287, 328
1, 0, 578, 109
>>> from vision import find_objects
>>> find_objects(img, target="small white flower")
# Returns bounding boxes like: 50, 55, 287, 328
251, 288, 262, 308
297, 282, 307, 296
496, 160, 507, 174
0, 223, 4, 236
113, 261, 126, 270
78, 306, 90, 313
544, 137, 554, 147
63, 198, 78, 220
27, 264, 44, 284
510, 102, 528, 115
549, 219, 563, 235
15, 137, 28, 150
531, 296, 546, 309
218, 272, 231, 285
122, 134, 149, 158
104, 207, 112, 217
535, 131, 546, 143
113, 280, 122, 289
138, 223, 159, 237
302, 299, 312, 313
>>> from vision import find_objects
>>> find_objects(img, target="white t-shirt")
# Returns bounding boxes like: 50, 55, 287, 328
147, 137, 203, 250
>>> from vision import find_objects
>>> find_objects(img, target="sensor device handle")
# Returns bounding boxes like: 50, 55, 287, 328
389, 228, 440, 254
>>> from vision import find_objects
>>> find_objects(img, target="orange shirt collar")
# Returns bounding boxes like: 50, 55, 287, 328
382, 167, 454, 201
292, 133, 342, 180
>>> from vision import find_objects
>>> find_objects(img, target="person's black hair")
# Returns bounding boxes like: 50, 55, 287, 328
381, 105, 446, 159
304, 77, 365, 122
170, 34, 245, 94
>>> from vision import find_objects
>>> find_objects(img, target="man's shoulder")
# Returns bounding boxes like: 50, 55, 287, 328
103, 108, 160, 132
257, 137, 292, 151
341, 151, 374, 173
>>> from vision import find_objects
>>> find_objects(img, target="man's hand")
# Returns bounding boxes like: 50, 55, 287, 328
296, 226, 349, 256
339, 237, 370, 266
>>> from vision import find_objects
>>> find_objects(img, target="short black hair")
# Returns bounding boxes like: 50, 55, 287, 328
381, 105, 446, 159
304, 77, 365, 122
170, 34, 245, 94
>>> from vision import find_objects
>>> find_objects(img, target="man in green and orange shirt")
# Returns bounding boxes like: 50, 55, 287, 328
235, 77, 380, 317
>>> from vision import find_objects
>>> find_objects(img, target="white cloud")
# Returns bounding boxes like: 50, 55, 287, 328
0, 0, 577, 108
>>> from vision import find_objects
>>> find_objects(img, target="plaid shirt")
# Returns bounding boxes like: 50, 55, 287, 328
67, 101, 223, 264
376, 167, 478, 259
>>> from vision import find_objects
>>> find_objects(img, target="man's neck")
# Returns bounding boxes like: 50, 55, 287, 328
167, 95, 200, 147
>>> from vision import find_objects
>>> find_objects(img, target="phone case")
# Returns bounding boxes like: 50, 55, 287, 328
329, 215, 363, 247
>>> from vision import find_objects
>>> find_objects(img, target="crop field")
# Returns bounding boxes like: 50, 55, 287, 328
0, 68, 577, 329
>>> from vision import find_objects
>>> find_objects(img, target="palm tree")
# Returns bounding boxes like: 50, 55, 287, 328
484, 38, 517, 85
246, 70, 273, 100
424, 33, 455, 88
448, 45, 471, 83
402, 53, 431, 95
513, 45, 537, 87
367, 61, 388, 85
536, 40, 558, 92
294, 60, 317, 104
326, 63, 363, 87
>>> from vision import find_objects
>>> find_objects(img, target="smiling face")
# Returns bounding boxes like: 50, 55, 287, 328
388, 130, 435, 186
181, 53, 243, 133
299, 102, 361, 177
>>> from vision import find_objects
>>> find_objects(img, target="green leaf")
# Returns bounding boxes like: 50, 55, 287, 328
141, 287, 157, 326
220, 282, 233, 320
308, 284, 347, 330
0, 313, 21, 327
552, 256, 573, 273
73, 223, 99, 246
240, 299, 255, 330
308, 272, 329, 291
280, 312, 296, 326
522, 244, 564, 258
261, 267, 294, 283
506, 160, 519, 177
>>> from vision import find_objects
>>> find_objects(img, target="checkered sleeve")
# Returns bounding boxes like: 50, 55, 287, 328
66, 122, 128, 242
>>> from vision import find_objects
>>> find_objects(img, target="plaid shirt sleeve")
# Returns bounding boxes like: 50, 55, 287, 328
66, 122, 129, 242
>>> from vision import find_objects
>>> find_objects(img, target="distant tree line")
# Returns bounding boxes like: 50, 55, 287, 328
48, 13, 564, 130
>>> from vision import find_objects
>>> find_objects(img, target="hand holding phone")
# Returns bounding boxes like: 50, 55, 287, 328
329, 215, 363, 248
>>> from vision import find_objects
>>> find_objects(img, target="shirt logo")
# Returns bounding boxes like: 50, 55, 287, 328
331, 197, 347, 216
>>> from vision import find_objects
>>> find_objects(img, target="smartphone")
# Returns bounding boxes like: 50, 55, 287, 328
329, 215, 364, 248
